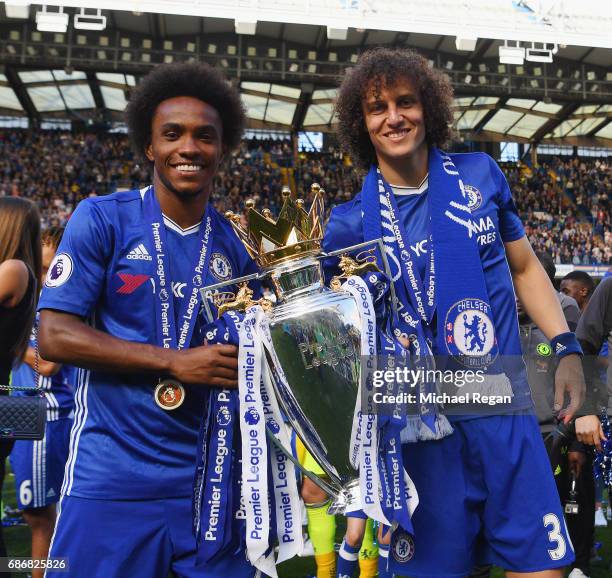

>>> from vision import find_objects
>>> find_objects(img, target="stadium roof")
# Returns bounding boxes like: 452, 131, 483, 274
0, 3, 610, 146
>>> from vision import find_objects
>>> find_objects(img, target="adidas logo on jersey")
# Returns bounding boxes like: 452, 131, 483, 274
127, 244, 152, 261
46, 488, 55, 498
555, 343, 566, 355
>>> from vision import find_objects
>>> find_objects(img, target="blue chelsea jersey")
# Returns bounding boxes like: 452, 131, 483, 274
11, 316, 75, 422
323, 152, 533, 411
38, 188, 257, 500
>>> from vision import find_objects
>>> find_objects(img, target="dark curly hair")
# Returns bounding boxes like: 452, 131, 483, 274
335, 47, 454, 170
125, 62, 246, 161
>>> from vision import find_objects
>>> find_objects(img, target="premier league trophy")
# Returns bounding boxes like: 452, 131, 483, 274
201, 184, 386, 514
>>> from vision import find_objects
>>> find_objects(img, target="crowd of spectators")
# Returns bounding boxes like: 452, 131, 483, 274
0, 129, 609, 265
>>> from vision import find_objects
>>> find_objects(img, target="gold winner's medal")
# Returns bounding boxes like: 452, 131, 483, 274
155, 379, 185, 411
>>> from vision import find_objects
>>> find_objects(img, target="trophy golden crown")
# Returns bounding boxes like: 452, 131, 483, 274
225, 183, 325, 268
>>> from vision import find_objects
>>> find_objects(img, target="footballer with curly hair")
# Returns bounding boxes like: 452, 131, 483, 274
38, 62, 257, 577
323, 47, 589, 578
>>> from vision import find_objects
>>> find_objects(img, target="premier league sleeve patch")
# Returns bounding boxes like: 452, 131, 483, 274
444, 298, 497, 367
209, 252, 233, 282
44, 253, 73, 288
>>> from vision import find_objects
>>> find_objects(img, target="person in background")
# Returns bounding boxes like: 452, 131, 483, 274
576, 276, 612, 532
527, 254, 600, 578
560, 271, 596, 313
9, 226, 75, 578
0, 196, 41, 577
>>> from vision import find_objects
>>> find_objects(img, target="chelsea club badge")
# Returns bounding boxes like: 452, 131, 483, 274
155, 379, 186, 410
391, 530, 415, 563
444, 298, 496, 368
464, 184, 482, 211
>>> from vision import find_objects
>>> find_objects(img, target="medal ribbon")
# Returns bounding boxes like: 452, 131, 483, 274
144, 185, 213, 351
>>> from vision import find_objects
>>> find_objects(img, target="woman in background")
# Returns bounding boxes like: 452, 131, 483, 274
0, 196, 42, 573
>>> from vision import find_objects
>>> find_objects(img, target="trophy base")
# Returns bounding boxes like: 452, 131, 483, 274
327, 479, 361, 515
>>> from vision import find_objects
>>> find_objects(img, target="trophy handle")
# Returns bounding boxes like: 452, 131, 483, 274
265, 428, 340, 498
320, 238, 398, 319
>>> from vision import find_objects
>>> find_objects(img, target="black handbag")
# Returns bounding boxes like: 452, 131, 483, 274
0, 323, 47, 440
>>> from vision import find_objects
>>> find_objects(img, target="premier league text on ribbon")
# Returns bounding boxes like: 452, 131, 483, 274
241, 319, 266, 543
203, 389, 231, 543
151, 221, 172, 348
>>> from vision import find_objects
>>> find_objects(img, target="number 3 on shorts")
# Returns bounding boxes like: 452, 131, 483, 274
543, 513, 567, 560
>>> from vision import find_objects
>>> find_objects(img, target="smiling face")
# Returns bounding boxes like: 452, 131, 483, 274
145, 96, 224, 201
362, 77, 427, 184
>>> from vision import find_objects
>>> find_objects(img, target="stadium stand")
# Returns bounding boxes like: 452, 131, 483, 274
0, 129, 608, 265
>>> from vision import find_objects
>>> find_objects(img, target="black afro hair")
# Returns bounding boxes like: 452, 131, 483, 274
125, 62, 246, 161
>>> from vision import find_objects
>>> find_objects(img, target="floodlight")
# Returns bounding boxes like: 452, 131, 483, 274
327, 27, 348, 41
5, 2, 30, 19
572, 82, 582, 91
445, 60, 454, 70
555, 81, 564, 90
268, 48, 277, 58
235, 20, 257, 35
164, 55, 173, 63
587, 71, 596, 80
530, 79, 539, 88
207, 44, 217, 54
464, 74, 472, 84
220, 58, 229, 68
289, 63, 299, 73
308, 64, 317, 74
328, 52, 337, 62
590, 84, 599, 92
36, 6, 68, 33
456, 36, 477, 51
499, 42, 524, 65
499, 77, 509, 86
350, 53, 359, 63
244, 60, 254, 70
478, 75, 487, 85
74, 8, 106, 31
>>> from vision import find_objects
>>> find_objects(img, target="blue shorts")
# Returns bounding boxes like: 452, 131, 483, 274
45, 495, 255, 578
10, 418, 72, 509
390, 414, 574, 578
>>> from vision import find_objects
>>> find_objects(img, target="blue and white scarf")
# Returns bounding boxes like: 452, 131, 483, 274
361, 147, 507, 439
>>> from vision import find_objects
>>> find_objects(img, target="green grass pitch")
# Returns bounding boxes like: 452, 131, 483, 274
2, 466, 611, 577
